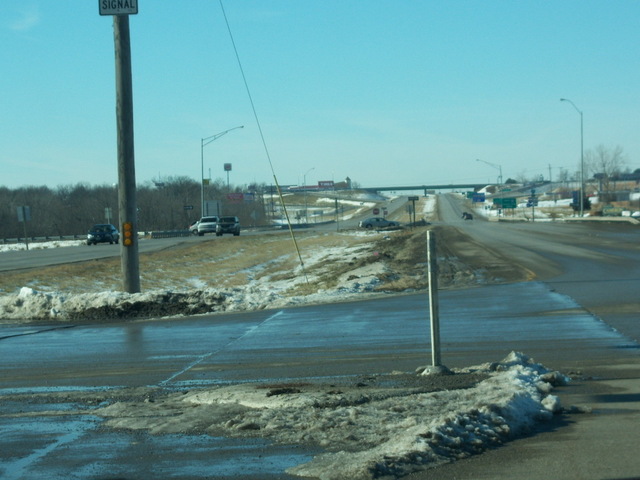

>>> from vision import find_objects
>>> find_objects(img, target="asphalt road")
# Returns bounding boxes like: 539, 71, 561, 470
1, 194, 639, 479
438, 193, 640, 342
412, 194, 640, 480
0, 236, 197, 272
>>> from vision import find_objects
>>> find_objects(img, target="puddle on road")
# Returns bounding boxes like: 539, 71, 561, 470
0, 407, 315, 480
69, 433, 316, 479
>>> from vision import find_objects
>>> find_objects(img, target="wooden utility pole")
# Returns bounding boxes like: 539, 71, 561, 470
113, 14, 140, 293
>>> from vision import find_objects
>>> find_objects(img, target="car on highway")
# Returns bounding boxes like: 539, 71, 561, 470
216, 216, 240, 236
197, 216, 219, 236
462, 212, 474, 220
358, 217, 399, 229
188, 220, 199, 235
86, 224, 120, 245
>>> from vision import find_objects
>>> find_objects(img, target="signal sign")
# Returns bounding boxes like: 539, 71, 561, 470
99, 0, 138, 15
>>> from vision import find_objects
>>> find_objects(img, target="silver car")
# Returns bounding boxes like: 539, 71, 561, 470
197, 216, 219, 236
358, 217, 399, 229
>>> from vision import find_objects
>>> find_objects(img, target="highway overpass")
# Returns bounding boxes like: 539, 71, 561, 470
363, 183, 486, 194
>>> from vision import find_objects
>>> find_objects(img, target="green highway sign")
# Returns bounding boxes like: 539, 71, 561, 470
502, 197, 517, 208
493, 197, 517, 208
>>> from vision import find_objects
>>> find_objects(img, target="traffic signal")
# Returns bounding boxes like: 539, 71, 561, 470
122, 221, 134, 247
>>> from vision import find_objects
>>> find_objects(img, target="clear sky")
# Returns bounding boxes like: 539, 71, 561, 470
2, 1, 639, 190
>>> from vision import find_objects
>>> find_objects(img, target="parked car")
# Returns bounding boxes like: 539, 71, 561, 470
197, 216, 219, 236
188, 220, 199, 235
87, 224, 120, 245
216, 216, 240, 236
358, 217, 399, 229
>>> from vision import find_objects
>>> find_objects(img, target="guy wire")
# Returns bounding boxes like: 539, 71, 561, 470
218, 0, 308, 284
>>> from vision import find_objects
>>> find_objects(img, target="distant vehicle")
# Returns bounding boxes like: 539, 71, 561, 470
87, 224, 120, 245
216, 216, 240, 236
358, 217, 399, 229
462, 212, 474, 220
197, 216, 219, 236
188, 220, 199, 235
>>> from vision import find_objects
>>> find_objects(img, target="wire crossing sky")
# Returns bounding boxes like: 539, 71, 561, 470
1, 1, 639, 189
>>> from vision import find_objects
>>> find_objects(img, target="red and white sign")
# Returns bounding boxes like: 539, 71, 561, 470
318, 180, 335, 189
227, 193, 244, 202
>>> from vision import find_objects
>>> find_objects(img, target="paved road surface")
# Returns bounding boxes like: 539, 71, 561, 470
1, 194, 639, 479
408, 194, 640, 480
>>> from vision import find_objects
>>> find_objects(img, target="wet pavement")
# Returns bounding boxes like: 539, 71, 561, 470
1, 281, 637, 479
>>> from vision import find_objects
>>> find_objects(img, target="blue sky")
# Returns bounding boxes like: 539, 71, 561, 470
1, 1, 639, 190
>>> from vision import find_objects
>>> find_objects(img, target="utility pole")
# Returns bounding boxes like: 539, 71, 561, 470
113, 14, 140, 293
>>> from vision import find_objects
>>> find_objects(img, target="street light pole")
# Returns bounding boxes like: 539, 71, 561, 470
200, 125, 243, 217
560, 98, 584, 217
303, 167, 314, 223
476, 159, 503, 185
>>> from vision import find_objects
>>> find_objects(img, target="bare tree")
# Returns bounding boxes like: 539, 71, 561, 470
557, 168, 571, 184
585, 145, 627, 197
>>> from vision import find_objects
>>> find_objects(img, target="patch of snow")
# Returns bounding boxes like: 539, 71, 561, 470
96, 351, 569, 480
0, 239, 85, 252
0, 233, 397, 322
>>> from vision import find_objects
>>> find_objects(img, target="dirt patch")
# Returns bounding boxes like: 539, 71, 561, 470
431, 226, 533, 285
367, 226, 531, 292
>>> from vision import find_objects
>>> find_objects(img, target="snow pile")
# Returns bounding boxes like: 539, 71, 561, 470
0, 287, 229, 322
97, 352, 568, 480
0, 247, 387, 322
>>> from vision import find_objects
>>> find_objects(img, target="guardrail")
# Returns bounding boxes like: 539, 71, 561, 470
146, 230, 192, 239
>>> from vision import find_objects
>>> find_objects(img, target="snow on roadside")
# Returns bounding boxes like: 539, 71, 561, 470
96, 351, 568, 480
0, 239, 85, 252
0, 197, 438, 323
0, 235, 393, 323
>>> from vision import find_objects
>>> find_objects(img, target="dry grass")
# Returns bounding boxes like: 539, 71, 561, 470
0, 223, 531, 298
0, 231, 376, 295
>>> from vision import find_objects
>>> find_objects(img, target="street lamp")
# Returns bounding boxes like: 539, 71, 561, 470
303, 167, 314, 223
476, 159, 503, 185
560, 98, 584, 217
200, 125, 243, 217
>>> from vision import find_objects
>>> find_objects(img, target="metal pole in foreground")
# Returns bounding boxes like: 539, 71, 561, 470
113, 15, 140, 293
427, 230, 441, 367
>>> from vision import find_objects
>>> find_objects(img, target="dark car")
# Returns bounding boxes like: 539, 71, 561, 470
462, 212, 474, 220
358, 217, 399, 229
216, 216, 240, 236
87, 224, 120, 245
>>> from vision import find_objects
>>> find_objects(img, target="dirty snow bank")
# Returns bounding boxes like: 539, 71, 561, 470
97, 351, 568, 480
0, 198, 434, 323
0, 279, 387, 323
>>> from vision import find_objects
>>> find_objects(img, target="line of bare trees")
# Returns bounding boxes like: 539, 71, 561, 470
0, 176, 271, 240
514, 145, 636, 188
